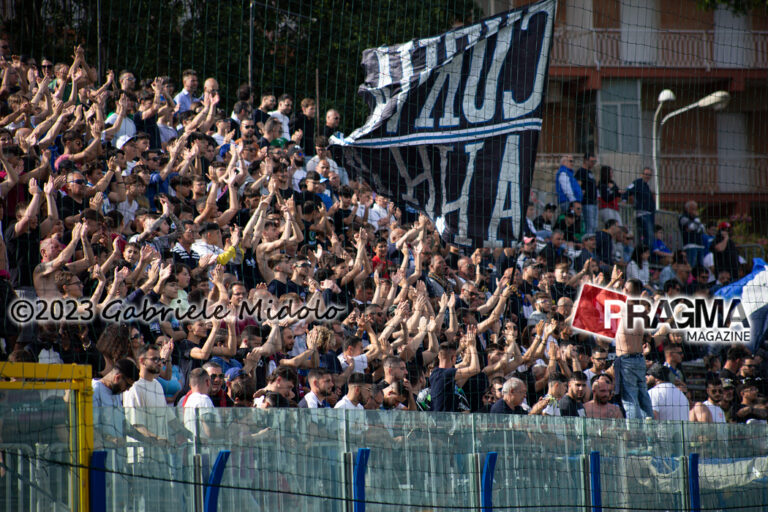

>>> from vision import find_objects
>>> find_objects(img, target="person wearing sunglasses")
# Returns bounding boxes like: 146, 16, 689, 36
58, 170, 91, 229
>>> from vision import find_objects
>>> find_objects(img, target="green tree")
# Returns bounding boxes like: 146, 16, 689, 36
1, 0, 479, 128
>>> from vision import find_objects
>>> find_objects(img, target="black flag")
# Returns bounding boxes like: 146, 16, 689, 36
335, 0, 556, 247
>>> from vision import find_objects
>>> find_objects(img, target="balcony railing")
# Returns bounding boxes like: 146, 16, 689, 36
534, 153, 768, 194
551, 27, 768, 69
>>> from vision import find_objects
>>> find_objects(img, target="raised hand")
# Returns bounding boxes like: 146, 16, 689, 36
89, 191, 104, 211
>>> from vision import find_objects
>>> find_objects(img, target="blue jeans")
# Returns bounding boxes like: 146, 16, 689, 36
635, 214, 654, 248
685, 247, 705, 269
583, 204, 598, 235
616, 354, 653, 419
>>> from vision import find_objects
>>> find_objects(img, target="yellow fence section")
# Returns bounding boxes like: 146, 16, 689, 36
0, 363, 93, 512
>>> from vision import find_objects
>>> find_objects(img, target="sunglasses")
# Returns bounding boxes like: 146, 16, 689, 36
210, 374, 224, 380
70, 179, 86, 185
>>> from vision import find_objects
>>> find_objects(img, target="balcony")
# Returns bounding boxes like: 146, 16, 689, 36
551, 27, 768, 69
533, 153, 768, 195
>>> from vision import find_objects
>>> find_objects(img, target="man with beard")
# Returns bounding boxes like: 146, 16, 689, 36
298, 368, 334, 408
123, 344, 169, 441
584, 378, 623, 418
92, 358, 139, 445
559, 372, 587, 417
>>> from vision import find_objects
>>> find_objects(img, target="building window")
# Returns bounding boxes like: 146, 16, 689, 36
598, 79, 641, 154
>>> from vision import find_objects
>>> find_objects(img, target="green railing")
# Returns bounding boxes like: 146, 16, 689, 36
3, 403, 768, 511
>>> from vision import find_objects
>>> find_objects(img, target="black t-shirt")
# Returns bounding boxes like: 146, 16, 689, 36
319, 350, 343, 374
558, 394, 585, 417
301, 219, 317, 248
323, 125, 344, 164
175, 339, 204, 385
552, 281, 577, 303
713, 234, 740, 277
57, 194, 86, 222
5, 223, 40, 288
333, 207, 354, 235
241, 248, 265, 290
490, 398, 526, 415
291, 113, 316, 156
429, 367, 457, 412
253, 109, 271, 132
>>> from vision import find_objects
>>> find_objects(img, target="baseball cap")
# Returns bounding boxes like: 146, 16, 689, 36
544, 203, 557, 211
288, 146, 304, 157
718, 221, 732, 230
523, 236, 536, 244
115, 134, 136, 150
225, 367, 245, 382
582, 232, 596, 240
647, 363, 670, 382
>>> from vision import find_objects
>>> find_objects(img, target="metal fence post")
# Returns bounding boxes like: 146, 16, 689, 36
688, 453, 701, 512
89, 450, 108, 512
481, 452, 498, 512
589, 451, 602, 512
204, 450, 230, 512
194, 454, 204, 512
353, 448, 370, 512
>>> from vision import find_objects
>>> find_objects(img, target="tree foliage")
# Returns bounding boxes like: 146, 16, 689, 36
1, 0, 479, 128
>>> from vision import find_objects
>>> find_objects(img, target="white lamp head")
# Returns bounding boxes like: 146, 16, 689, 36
697, 91, 730, 111
657, 89, 676, 103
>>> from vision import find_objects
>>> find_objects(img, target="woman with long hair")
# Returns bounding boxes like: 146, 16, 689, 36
626, 244, 651, 285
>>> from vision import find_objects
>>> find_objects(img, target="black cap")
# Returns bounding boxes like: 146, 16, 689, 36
647, 363, 670, 382
544, 203, 557, 211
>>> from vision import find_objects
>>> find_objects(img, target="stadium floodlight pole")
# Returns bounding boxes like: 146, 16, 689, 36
652, 90, 730, 211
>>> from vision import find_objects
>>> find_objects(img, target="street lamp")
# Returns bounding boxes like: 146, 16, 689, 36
651, 89, 731, 211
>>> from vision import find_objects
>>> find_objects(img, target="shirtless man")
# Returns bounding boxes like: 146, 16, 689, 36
33, 223, 94, 298
584, 378, 623, 419
689, 377, 727, 423
614, 278, 654, 419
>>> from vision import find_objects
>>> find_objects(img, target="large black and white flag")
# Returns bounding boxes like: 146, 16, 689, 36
336, 0, 556, 247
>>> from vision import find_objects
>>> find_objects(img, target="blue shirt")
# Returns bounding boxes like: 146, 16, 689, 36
92, 379, 124, 440
174, 89, 200, 113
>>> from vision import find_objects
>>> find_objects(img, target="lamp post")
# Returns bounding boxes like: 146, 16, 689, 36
651, 90, 731, 211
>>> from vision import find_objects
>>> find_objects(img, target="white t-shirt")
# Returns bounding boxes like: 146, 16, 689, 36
123, 378, 169, 462
704, 400, 726, 423
338, 353, 368, 374
117, 199, 139, 227
649, 382, 689, 421
334, 396, 364, 410
268, 110, 290, 139
181, 392, 215, 437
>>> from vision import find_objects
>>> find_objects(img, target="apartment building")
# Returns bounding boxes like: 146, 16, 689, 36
479, 0, 768, 220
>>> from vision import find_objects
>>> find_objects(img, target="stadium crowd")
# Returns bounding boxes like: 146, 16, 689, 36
0, 42, 767, 442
